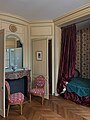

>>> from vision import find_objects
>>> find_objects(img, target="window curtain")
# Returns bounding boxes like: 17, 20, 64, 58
75, 26, 90, 78
57, 24, 76, 94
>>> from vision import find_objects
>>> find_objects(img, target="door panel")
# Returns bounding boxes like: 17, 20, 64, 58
0, 29, 5, 117
32, 38, 49, 99
48, 40, 52, 95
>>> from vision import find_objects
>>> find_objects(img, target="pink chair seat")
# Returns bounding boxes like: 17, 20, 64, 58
9, 92, 24, 104
30, 88, 45, 95
30, 75, 46, 105
5, 81, 24, 116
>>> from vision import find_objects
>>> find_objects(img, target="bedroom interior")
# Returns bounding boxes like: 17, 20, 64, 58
0, 1, 89, 120
57, 19, 90, 107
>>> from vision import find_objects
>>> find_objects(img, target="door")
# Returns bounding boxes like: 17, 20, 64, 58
48, 40, 52, 95
0, 29, 5, 117
32, 38, 49, 99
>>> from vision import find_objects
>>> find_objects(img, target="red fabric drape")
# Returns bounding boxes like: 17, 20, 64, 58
57, 24, 76, 94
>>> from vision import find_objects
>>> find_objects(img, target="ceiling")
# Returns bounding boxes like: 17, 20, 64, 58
0, 0, 89, 21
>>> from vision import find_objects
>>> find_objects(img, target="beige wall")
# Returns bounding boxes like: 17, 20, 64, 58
0, 13, 55, 94
30, 22, 55, 94
0, 13, 29, 68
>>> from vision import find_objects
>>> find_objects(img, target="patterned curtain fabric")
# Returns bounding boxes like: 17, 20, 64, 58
57, 24, 76, 94
75, 26, 90, 78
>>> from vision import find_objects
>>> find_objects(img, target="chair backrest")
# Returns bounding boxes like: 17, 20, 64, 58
5, 81, 10, 98
35, 75, 45, 88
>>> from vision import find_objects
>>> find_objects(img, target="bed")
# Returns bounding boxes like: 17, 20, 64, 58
63, 72, 90, 107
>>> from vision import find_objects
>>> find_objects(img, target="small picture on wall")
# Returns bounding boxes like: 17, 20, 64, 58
36, 51, 42, 61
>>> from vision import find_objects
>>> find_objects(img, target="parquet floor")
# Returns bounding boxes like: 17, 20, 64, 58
45, 96, 90, 120
0, 96, 90, 120
0, 97, 65, 120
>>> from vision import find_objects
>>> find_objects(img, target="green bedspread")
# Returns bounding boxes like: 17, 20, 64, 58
67, 77, 90, 97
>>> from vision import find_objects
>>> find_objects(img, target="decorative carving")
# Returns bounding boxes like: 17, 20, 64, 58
9, 24, 17, 32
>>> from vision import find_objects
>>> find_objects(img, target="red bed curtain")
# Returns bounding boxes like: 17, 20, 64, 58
57, 24, 76, 94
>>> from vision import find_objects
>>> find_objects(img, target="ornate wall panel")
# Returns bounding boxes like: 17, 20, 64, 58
30, 26, 52, 36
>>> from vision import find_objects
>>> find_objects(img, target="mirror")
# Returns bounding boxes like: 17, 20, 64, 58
5, 34, 23, 70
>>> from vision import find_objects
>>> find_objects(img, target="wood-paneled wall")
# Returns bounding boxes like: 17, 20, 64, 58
0, 13, 29, 68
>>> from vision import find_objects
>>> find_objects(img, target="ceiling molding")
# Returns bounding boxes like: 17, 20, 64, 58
0, 12, 53, 25
29, 20, 53, 24
53, 3, 90, 26
0, 12, 30, 25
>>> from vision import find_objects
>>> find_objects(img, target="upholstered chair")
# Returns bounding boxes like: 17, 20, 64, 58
5, 81, 24, 116
30, 75, 46, 105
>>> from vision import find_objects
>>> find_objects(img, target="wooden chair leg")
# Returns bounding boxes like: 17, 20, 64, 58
7, 103, 10, 117
30, 94, 31, 103
42, 95, 44, 105
20, 103, 22, 115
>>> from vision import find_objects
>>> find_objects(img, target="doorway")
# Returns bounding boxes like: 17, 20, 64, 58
48, 39, 52, 95
32, 38, 53, 99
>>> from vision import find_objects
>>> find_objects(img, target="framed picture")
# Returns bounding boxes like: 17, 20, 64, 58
36, 51, 42, 61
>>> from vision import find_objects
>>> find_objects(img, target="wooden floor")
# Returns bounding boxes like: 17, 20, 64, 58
45, 96, 90, 120
0, 96, 90, 120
